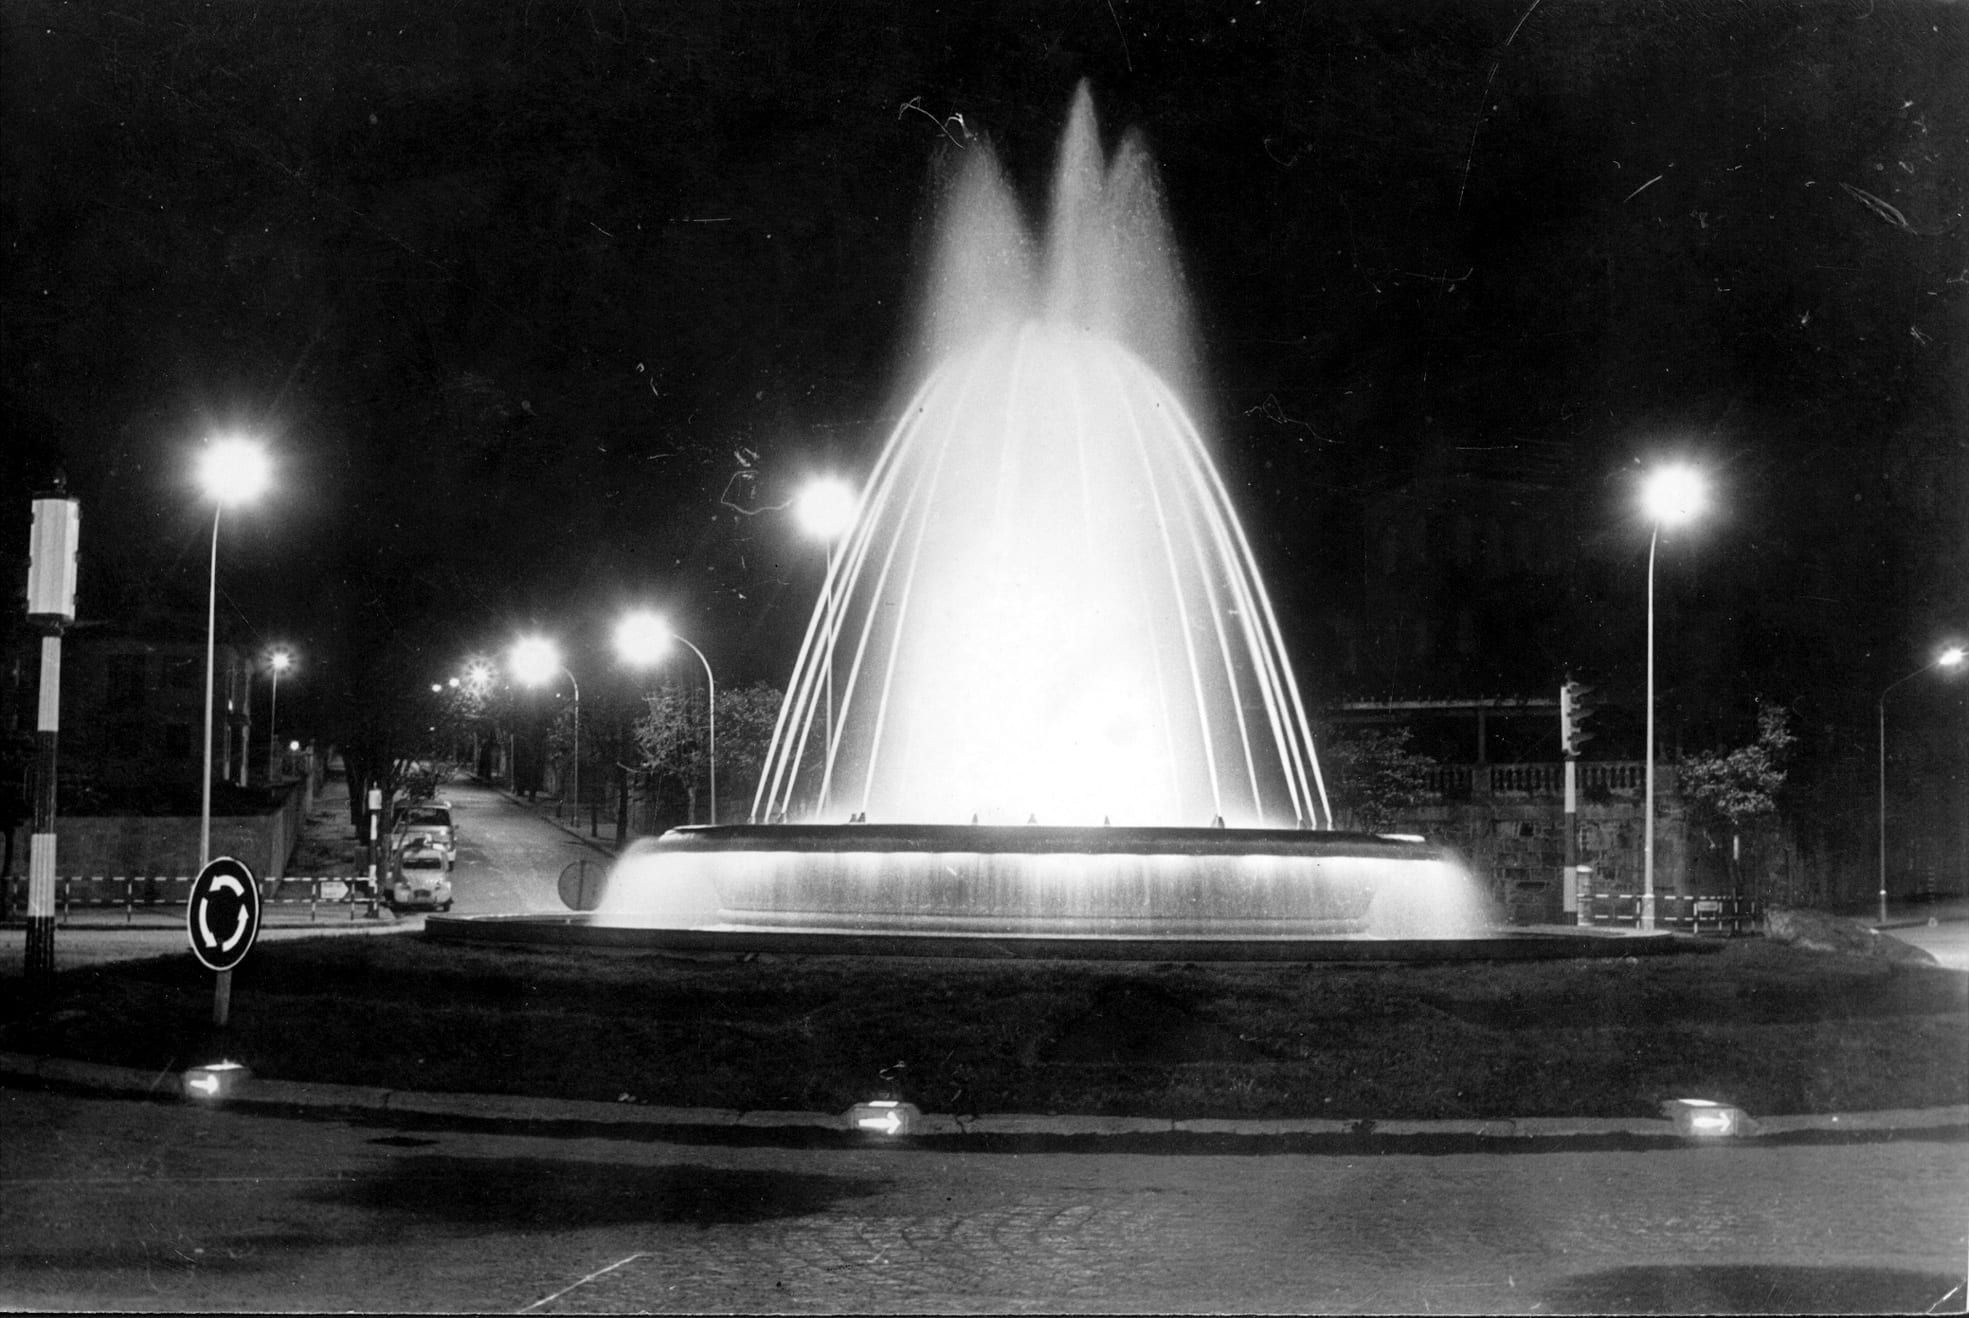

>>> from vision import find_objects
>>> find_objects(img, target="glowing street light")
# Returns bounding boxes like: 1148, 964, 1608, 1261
1639, 462, 1706, 930
615, 610, 717, 825
1879, 645, 1966, 924
511, 636, 581, 812
797, 476, 857, 811
265, 648, 293, 782
196, 435, 271, 867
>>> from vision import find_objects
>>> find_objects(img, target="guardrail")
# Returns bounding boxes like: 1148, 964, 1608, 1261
2, 875, 380, 925
1582, 891, 1761, 936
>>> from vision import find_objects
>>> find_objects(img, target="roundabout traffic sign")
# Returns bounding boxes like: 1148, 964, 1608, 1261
186, 856, 262, 972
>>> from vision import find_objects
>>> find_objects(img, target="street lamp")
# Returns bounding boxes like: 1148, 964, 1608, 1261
1878, 645, 1966, 924
1639, 462, 1706, 931
615, 610, 717, 825
796, 476, 857, 811
196, 436, 271, 867
266, 648, 293, 782
511, 635, 580, 811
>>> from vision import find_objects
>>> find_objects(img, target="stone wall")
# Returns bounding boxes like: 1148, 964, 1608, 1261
1364, 762, 1694, 925
53, 779, 307, 879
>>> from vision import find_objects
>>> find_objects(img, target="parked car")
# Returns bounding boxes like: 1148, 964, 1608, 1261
393, 799, 456, 868
389, 842, 454, 913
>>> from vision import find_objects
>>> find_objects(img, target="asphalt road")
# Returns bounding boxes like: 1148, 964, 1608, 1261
3, 1085, 1964, 1314
442, 780, 606, 917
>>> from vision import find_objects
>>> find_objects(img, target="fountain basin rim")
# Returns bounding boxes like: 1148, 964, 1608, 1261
658, 823, 1450, 861
428, 914, 1709, 963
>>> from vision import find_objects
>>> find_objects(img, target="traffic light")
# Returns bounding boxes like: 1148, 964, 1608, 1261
1560, 678, 1596, 757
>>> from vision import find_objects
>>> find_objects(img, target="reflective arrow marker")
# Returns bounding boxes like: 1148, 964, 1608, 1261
858, 1108, 902, 1134
183, 1060, 251, 1101
845, 1099, 920, 1137
1660, 1097, 1752, 1137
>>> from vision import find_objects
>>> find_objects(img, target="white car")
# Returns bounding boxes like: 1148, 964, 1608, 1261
393, 800, 457, 869
389, 842, 454, 913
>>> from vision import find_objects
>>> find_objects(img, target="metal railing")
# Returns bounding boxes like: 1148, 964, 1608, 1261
1581, 890, 1761, 936
2, 874, 380, 925
1421, 761, 1654, 798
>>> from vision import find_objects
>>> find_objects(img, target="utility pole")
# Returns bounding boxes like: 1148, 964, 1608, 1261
1560, 677, 1595, 926
23, 483, 80, 997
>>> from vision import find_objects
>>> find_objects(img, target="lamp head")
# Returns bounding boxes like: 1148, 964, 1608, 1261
198, 435, 271, 507
1940, 646, 1966, 670
614, 610, 674, 668
268, 649, 293, 674
510, 636, 563, 687
796, 476, 857, 541
1641, 463, 1706, 527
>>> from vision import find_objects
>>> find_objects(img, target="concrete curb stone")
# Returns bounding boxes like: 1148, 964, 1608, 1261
250, 1077, 396, 1111
27, 1054, 185, 1099
736, 1108, 833, 1128
958, 1113, 1176, 1137
1173, 1117, 1354, 1136
1751, 1105, 1969, 1133
6, 1051, 1968, 1144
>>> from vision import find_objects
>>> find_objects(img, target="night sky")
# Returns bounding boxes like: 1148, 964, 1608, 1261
3, 0, 1964, 786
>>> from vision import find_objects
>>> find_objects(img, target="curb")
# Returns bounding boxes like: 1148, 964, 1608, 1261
7, 1051, 1967, 1146
482, 781, 617, 859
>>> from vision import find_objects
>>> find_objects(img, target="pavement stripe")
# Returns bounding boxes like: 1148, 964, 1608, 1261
517, 1252, 649, 1313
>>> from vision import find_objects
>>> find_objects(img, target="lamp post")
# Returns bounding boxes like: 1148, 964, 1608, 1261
266, 648, 293, 781
615, 610, 718, 825
511, 636, 580, 812
196, 437, 271, 867
1639, 463, 1706, 931
796, 476, 856, 814
1878, 645, 1966, 924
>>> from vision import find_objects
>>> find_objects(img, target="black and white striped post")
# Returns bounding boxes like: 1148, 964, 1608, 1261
23, 483, 80, 993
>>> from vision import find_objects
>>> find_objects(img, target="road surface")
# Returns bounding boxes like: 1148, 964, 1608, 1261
2, 1086, 1964, 1313
442, 780, 604, 917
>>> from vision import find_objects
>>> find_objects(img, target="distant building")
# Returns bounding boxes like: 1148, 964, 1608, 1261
44, 614, 248, 808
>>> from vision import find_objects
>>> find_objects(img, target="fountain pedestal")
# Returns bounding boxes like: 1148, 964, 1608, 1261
609, 824, 1469, 939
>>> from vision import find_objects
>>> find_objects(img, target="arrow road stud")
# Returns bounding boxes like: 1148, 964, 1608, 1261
183, 1060, 251, 1102
846, 1099, 920, 1137
1660, 1097, 1752, 1137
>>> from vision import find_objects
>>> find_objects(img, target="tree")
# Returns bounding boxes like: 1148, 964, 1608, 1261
1679, 702, 1796, 897
325, 637, 460, 835
1321, 727, 1437, 833
631, 680, 784, 827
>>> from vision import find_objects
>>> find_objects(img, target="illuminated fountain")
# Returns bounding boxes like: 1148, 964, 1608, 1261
586, 85, 1493, 948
